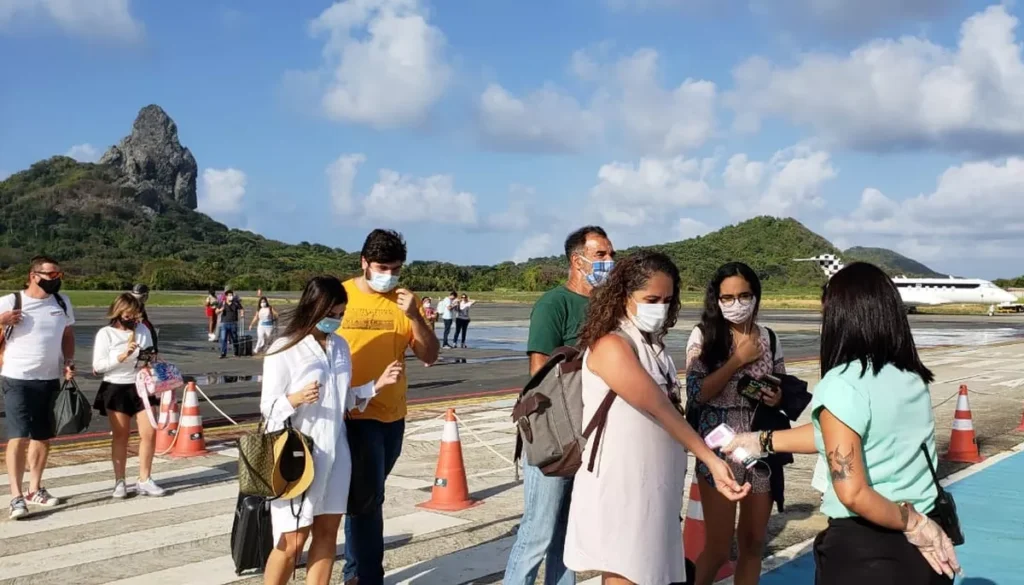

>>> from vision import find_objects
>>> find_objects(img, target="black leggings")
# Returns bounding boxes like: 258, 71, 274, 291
814, 515, 954, 585
454, 318, 469, 345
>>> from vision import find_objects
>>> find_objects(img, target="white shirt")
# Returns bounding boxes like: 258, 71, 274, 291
438, 297, 454, 320
0, 292, 75, 380
92, 324, 154, 384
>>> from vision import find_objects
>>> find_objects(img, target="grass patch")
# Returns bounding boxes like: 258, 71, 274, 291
0, 290, 301, 308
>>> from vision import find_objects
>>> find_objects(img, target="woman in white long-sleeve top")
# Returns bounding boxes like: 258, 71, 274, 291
260, 276, 403, 585
92, 293, 165, 499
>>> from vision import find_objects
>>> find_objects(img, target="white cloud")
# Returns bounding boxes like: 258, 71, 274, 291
477, 83, 603, 153
513, 233, 555, 263
327, 153, 366, 216
65, 143, 99, 163
587, 144, 836, 232
750, 0, 958, 37
825, 157, 1024, 259
307, 0, 451, 129
588, 156, 716, 227
199, 168, 247, 215
486, 185, 535, 231
729, 5, 1024, 156
0, 0, 143, 42
676, 217, 713, 240
362, 170, 476, 225
612, 49, 718, 155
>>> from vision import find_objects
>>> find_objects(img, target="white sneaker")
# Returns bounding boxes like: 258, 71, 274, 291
136, 478, 166, 497
112, 479, 127, 499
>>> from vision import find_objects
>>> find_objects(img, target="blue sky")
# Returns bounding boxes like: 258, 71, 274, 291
1, 0, 1022, 278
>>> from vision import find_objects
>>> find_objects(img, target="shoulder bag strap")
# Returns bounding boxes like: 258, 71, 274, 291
920, 443, 944, 496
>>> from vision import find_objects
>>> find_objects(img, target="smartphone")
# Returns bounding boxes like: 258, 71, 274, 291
137, 347, 157, 362
739, 376, 770, 401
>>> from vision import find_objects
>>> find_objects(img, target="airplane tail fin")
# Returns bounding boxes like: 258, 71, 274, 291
794, 254, 845, 280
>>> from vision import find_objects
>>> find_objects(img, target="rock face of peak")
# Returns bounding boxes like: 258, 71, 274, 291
100, 104, 198, 210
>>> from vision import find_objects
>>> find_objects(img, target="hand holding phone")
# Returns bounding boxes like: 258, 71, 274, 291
705, 423, 759, 468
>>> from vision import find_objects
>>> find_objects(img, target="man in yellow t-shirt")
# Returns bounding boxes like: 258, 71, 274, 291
338, 228, 440, 585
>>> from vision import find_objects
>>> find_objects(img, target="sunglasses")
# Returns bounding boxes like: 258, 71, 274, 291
33, 270, 64, 280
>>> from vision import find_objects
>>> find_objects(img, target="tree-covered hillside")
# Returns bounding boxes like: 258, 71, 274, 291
843, 246, 943, 278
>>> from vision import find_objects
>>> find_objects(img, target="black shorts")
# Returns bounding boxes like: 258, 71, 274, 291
93, 381, 146, 417
2, 377, 60, 441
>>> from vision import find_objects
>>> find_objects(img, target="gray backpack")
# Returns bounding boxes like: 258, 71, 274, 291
511, 332, 634, 478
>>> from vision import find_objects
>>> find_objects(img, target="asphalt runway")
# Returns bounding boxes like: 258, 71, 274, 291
2, 305, 1023, 442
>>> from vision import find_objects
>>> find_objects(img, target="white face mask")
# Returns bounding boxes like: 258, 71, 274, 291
367, 270, 400, 293
719, 297, 757, 324
630, 302, 669, 333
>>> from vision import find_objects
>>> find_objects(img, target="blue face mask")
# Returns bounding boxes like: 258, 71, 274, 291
367, 270, 400, 293
582, 258, 614, 286
315, 317, 341, 334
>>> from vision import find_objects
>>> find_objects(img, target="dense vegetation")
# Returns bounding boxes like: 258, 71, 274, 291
842, 246, 943, 278
0, 157, 944, 292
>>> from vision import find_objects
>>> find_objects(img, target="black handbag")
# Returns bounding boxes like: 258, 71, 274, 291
52, 378, 92, 436
230, 493, 274, 575
920, 443, 965, 546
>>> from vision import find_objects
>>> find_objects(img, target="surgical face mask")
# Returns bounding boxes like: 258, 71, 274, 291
580, 257, 614, 286
367, 270, 400, 293
226, 295, 234, 303
316, 317, 341, 334
719, 297, 757, 324
38, 277, 62, 295
260, 302, 268, 308
630, 301, 669, 333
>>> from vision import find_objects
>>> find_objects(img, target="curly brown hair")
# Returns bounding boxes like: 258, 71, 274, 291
576, 250, 681, 349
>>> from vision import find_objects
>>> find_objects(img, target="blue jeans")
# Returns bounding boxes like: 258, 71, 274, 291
343, 418, 405, 585
219, 322, 238, 357
503, 461, 575, 585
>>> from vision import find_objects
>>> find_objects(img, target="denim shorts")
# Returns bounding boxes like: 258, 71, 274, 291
2, 377, 60, 440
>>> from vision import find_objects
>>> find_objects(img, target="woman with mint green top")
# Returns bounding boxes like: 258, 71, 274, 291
724, 262, 960, 584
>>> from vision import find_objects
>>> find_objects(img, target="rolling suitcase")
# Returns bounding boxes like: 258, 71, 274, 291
230, 493, 273, 575
235, 334, 254, 357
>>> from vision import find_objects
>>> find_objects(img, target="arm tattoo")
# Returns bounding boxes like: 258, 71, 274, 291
827, 446, 855, 482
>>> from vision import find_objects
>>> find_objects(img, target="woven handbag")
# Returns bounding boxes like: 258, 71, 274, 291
237, 419, 285, 498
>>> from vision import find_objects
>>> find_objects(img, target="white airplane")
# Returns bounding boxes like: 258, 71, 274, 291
795, 254, 1019, 313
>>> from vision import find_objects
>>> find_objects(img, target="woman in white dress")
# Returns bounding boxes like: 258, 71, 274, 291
564, 251, 752, 585
260, 276, 403, 585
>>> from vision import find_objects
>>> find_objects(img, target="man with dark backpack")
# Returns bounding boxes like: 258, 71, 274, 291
0, 256, 76, 520
504, 226, 614, 585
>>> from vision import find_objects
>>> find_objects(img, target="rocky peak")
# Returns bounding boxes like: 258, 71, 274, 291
100, 104, 198, 210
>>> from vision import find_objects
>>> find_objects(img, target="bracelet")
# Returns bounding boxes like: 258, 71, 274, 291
764, 430, 775, 454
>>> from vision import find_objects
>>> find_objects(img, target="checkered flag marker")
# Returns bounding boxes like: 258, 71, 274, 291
793, 254, 845, 279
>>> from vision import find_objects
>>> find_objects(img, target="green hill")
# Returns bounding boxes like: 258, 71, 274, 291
0, 157, 944, 294
843, 246, 943, 278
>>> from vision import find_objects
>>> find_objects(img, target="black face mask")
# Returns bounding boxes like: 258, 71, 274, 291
38, 278, 62, 295
119, 318, 136, 329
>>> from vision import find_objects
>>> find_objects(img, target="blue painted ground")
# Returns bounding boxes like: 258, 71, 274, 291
759, 449, 1024, 585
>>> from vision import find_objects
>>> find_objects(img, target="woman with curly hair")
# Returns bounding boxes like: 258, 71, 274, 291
564, 250, 751, 585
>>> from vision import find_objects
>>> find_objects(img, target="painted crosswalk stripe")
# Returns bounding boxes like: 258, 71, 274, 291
36, 466, 230, 500
0, 513, 235, 580
1, 482, 238, 540
0, 457, 141, 486
105, 511, 471, 585
384, 535, 514, 584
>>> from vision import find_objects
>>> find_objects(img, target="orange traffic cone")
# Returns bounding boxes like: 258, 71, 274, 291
1015, 401, 1024, 432
155, 390, 179, 454
417, 409, 479, 512
943, 385, 984, 463
683, 475, 735, 580
171, 382, 208, 458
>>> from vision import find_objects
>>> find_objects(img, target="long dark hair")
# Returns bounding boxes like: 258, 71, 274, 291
577, 250, 681, 349
697, 262, 762, 370
820, 262, 933, 383
268, 276, 347, 356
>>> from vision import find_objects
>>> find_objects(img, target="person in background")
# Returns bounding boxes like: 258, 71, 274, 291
452, 293, 475, 348
685, 262, 784, 585
422, 297, 437, 330
565, 251, 749, 585
504, 226, 614, 585
437, 291, 457, 348
259, 276, 402, 585
205, 288, 219, 342
249, 296, 279, 354
723, 262, 961, 584
0, 256, 75, 519
339, 229, 440, 585
92, 293, 165, 499
216, 290, 244, 359
130, 284, 158, 355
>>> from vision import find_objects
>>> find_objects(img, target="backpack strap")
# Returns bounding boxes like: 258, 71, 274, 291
52, 293, 68, 316
767, 326, 777, 363
2, 292, 20, 343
